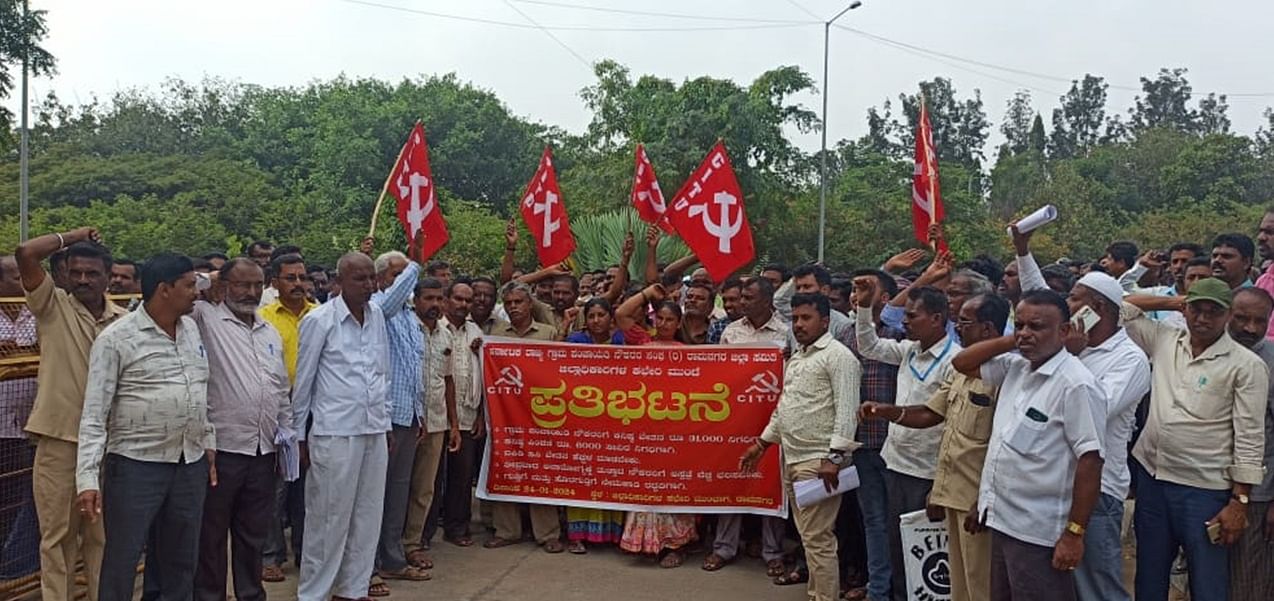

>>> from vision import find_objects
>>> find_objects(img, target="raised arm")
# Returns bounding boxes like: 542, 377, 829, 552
372, 261, 420, 318
500, 219, 518, 284
854, 277, 912, 365
1009, 224, 1049, 293
643, 224, 660, 285
951, 335, 1016, 378
16, 226, 100, 293
887, 250, 953, 308
616, 283, 663, 333
662, 254, 700, 285
602, 233, 635, 305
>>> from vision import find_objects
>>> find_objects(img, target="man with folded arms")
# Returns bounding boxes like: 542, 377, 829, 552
952, 289, 1105, 601
741, 293, 861, 601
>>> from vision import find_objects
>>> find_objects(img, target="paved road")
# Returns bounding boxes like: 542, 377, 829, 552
260, 540, 810, 601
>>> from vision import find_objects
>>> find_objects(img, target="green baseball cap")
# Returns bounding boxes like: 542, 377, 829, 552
1185, 278, 1232, 309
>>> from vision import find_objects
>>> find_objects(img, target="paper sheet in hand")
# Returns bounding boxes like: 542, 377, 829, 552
1008, 204, 1058, 234
793, 466, 859, 508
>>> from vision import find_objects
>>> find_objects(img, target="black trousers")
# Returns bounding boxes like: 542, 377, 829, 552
990, 529, 1076, 601
885, 470, 933, 601
101, 454, 208, 601
195, 452, 277, 601
835, 490, 869, 588
442, 431, 481, 539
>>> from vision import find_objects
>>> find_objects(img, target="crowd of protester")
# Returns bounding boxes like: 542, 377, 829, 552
3, 208, 1274, 601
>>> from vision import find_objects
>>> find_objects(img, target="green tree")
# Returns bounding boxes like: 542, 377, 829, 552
1048, 75, 1109, 158
0, 0, 56, 137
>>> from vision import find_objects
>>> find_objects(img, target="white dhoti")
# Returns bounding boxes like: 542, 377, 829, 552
298, 434, 389, 601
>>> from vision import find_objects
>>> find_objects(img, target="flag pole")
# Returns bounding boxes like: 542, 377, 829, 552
368, 121, 419, 238
921, 93, 939, 251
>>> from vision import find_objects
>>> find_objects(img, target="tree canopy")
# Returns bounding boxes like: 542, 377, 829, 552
3, 58, 1272, 274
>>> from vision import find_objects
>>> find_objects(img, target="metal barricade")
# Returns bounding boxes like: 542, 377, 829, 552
0, 296, 40, 599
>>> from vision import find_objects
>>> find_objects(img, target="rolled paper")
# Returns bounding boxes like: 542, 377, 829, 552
1009, 204, 1058, 235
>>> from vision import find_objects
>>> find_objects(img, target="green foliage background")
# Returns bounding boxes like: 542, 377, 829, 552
2, 59, 1273, 273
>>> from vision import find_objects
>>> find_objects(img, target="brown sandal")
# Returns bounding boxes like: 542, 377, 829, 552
379, 566, 431, 581
542, 539, 566, 554
405, 549, 433, 570
766, 558, 786, 578
262, 564, 286, 582
701, 553, 730, 571
659, 550, 685, 568
483, 537, 519, 549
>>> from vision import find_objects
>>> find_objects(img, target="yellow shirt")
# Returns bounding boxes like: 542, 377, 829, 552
260, 299, 318, 385
924, 371, 999, 510
24, 276, 127, 442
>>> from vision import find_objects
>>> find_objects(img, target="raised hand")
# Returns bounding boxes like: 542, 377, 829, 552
408, 230, 425, 263
622, 232, 636, 261
505, 219, 518, 250
645, 223, 660, 248
1009, 223, 1033, 257
883, 248, 928, 274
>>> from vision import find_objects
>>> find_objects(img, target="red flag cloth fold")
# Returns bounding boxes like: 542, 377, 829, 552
390, 122, 449, 261
912, 102, 948, 252
666, 141, 755, 282
519, 147, 576, 266
631, 144, 673, 233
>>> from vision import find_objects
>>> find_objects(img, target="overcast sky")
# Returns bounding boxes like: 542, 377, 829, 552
9, 0, 1274, 155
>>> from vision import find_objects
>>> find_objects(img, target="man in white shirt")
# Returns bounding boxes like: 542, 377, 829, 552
76, 254, 214, 601
854, 281, 959, 601
952, 289, 1106, 601
292, 252, 392, 601
740, 293, 861, 601
1013, 226, 1153, 600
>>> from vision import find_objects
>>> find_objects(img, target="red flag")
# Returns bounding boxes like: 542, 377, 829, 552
912, 100, 947, 252
631, 144, 673, 233
519, 147, 576, 266
667, 142, 755, 282
390, 122, 449, 262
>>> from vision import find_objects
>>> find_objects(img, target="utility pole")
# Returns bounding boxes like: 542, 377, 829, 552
817, 1, 862, 264
19, 0, 31, 242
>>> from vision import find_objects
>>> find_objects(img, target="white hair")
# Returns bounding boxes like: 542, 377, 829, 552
374, 251, 408, 275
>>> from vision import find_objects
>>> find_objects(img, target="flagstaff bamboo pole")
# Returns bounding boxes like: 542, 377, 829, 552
921, 93, 939, 251
368, 121, 419, 238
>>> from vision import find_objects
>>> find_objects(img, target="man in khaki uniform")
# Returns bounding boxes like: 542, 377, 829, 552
16, 227, 127, 601
859, 293, 1010, 601
482, 282, 565, 553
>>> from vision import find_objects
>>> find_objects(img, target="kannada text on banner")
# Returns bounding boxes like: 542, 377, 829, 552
476, 339, 787, 516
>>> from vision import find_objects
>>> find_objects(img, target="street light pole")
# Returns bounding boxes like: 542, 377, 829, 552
817, 0, 862, 264
19, 0, 30, 243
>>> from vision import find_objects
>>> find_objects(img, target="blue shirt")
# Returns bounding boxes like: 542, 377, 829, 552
566, 330, 625, 345
371, 262, 424, 427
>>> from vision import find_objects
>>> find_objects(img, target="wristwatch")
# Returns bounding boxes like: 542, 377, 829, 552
1233, 493, 1251, 505
826, 450, 847, 466
1064, 521, 1086, 536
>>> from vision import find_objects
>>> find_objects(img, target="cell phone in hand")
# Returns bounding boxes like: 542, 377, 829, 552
1072, 305, 1099, 334
1206, 520, 1222, 545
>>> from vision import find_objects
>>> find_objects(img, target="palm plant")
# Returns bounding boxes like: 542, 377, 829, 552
571, 207, 691, 280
